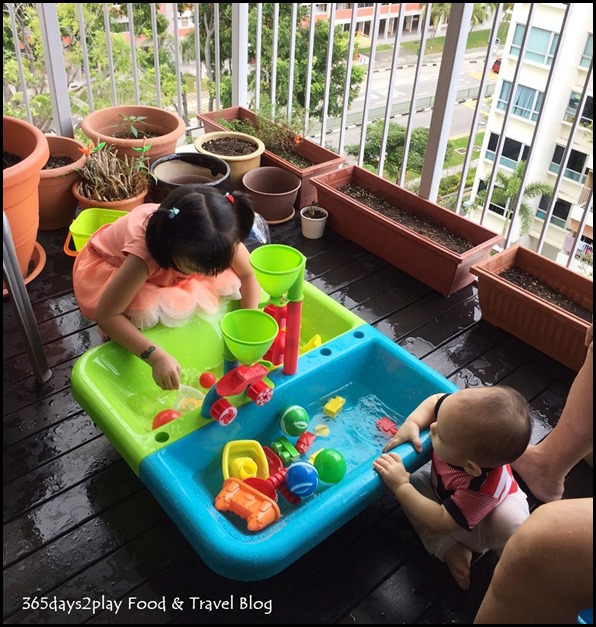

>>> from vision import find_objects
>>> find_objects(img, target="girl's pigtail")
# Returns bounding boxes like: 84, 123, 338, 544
230, 191, 256, 242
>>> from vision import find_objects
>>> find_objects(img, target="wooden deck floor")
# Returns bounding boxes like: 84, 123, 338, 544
3, 216, 592, 624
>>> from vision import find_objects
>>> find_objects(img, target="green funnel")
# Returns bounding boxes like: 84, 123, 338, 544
220, 309, 279, 365
250, 244, 305, 299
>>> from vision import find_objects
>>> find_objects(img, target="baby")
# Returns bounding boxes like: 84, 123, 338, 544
373, 386, 531, 590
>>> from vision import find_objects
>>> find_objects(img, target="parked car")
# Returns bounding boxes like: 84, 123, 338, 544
492, 58, 502, 73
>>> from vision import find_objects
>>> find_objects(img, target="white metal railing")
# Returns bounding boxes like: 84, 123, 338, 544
2, 2, 593, 277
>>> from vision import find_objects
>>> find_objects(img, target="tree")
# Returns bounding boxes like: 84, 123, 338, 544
474, 161, 554, 237
183, 4, 365, 122
419, 3, 497, 36
3, 4, 181, 130
345, 120, 455, 182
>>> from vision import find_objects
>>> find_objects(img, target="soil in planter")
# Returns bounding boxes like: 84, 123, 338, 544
202, 137, 259, 157
340, 183, 474, 254
43, 155, 75, 169
219, 119, 313, 169
3, 151, 22, 169
500, 267, 593, 322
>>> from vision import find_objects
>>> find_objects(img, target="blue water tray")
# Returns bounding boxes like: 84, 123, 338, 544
140, 324, 456, 580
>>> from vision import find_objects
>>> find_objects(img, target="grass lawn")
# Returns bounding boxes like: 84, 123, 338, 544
402, 24, 509, 56
444, 131, 485, 168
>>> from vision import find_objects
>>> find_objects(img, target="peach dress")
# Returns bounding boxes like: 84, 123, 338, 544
73, 203, 242, 329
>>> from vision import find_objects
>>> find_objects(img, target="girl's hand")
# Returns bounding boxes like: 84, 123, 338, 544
373, 452, 411, 491
383, 421, 422, 453
150, 351, 181, 390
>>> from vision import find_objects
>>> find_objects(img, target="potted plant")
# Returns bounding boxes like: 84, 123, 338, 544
38, 135, 88, 230
242, 166, 301, 224
3, 115, 49, 281
194, 131, 265, 190
311, 165, 503, 297
72, 141, 153, 212
80, 105, 187, 165
471, 245, 593, 372
197, 106, 346, 209
300, 205, 328, 239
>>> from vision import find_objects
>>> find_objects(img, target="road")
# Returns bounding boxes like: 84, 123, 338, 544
309, 57, 495, 152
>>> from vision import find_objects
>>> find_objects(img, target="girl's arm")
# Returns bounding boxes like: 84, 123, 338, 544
95, 254, 181, 390
383, 392, 444, 452
231, 243, 261, 310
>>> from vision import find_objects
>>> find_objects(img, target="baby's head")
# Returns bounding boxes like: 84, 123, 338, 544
430, 386, 531, 475
146, 185, 255, 275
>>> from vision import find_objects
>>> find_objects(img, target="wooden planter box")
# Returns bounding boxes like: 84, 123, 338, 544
311, 165, 503, 296
471, 245, 593, 371
197, 106, 346, 209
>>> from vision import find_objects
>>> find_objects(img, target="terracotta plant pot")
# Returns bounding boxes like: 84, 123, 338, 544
3, 116, 50, 279
197, 106, 346, 209
194, 131, 265, 190
311, 165, 503, 296
471, 245, 593, 371
149, 152, 231, 203
38, 135, 87, 230
72, 181, 150, 213
242, 167, 301, 224
300, 205, 328, 239
81, 105, 187, 165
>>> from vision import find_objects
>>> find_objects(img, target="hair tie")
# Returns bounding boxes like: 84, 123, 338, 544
225, 192, 235, 204
168, 207, 180, 219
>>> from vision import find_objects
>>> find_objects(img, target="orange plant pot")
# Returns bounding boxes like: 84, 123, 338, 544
81, 105, 187, 165
3, 116, 50, 279
39, 135, 87, 230
72, 182, 150, 213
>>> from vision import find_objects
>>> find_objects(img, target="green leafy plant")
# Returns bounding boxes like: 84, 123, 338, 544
110, 114, 159, 139
218, 107, 313, 168
76, 141, 155, 202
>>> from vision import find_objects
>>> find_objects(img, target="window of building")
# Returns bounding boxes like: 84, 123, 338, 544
497, 81, 544, 121
536, 195, 571, 228
565, 92, 593, 127
486, 132, 529, 168
580, 34, 593, 68
549, 145, 588, 183
510, 24, 559, 66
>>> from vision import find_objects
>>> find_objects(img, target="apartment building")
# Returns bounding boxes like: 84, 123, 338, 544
473, 2, 593, 273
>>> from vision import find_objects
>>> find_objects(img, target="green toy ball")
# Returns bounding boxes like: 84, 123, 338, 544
313, 448, 347, 483
279, 405, 310, 436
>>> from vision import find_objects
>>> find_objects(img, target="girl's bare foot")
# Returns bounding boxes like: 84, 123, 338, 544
444, 542, 472, 590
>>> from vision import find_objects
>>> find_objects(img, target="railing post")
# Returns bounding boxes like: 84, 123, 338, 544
418, 3, 473, 202
231, 3, 249, 107
36, 3, 74, 137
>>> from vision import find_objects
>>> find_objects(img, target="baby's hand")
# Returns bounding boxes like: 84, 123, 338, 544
373, 452, 410, 492
383, 421, 422, 453
151, 352, 182, 390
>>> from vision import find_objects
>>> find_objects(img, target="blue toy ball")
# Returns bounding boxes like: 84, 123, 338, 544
285, 461, 319, 497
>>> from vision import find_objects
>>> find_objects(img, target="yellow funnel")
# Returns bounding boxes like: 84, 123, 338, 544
250, 244, 305, 299
220, 309, 279, 365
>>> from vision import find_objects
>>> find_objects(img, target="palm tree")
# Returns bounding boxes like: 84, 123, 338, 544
475, 161, 554, 238
419, 3, 496, 37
